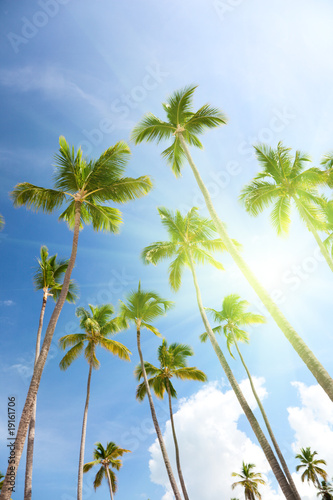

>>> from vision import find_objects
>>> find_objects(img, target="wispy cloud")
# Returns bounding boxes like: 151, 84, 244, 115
0, 300, 15, 306
0, 66, 107, 115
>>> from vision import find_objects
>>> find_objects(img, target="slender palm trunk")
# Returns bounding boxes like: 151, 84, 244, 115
0, 201, 82, 500
177, 133, 333, 402
186, 250, 296, 500
24, 293, 48, 500
230, 330, 301, 500
77, 363, 93, 500
136, 326, 182, 500
105, 466, 114, 500
293, 195, 333, 273
166, 380, 190, 500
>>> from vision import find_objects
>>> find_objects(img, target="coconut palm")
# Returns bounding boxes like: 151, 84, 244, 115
83, 441, 130, 500
240, 142, 333, 271
0, 137, 152, 499
141, 207, 296, 499
201, 294, 300, 500
295, 447, 328, 488
25, 245, 78, 500
118, 283, 182, 500
59, 304, 131, 500
132, 85, 333, 403
231, 462, 266, 500
135, 339, 207, 500
317, 479, 333, 499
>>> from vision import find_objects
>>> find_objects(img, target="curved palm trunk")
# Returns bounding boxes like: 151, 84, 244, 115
0, 201, 82, 500
24, 293, 48, 500
293, 195, 333, 273
166, 380, 190, 500
230, 329, 301, 500
136, 327, 182, 500
77, 363, 93, 500
105, 466, 114, 500
186, 251, 296, 500
177, 133, 333, 402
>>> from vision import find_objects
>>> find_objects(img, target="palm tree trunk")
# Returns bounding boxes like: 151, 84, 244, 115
24, 293, 48, 500
186, 250, 296, 500
136, 327, 182, 500
293, 195, 333, 273
77, 363, 93, 500
166, 379, 190, 500
0, 201, 82, 500
105, 466, 114, 500
230, 329, 301, 500
177, 132, 333, 402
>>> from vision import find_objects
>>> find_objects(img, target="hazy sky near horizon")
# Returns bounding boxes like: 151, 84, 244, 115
1, 1, 333, 499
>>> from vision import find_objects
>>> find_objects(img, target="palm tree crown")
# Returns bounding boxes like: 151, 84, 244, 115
135, 338, 207, 400
295, 447, 328, 487
240, 141, 325, 235
231, 462, 266, 500
317, 479, 333, 500
59, 304, 131, 369
200, 294, 265, 355
34, 245, 78, 303
141, 206, 238, 291
118, 282, 174, 334
83, 441, 130, 494
131, 85, 227, 177
11, 137, 152, 232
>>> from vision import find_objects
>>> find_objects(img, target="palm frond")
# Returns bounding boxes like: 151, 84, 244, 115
84, 201, 122, 233
59, 341, 85, 370
270, 196, 291, 235
161, 137, 186, 177
240, 181, 281, 216
84, 141, 131, 190
168, 252, 187, 291
89, 176, 153, 204
185, 103, 227, 134
98, 337, 131, 361
141, 241, 177, 265
11, 183, 66, 212
131, 113, 176, 144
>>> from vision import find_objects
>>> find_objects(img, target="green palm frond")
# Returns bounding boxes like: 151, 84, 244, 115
59, 341, 85, 370
199, 325, 222, 343
11, 183, 66, 212
0, 214, 4, 230
163, 85, 197, 125
173, 367, 207, 382
53, 136, 83, 192
169, 252, 187, 291
83, 460, 100, 473
185, 103, 227, 134
141, 241, 178, 265
240, 181, 281, 216
93, 466, 104, 490
131, 113, 176, 144
270, 196, 291, 235
90, 176, 153, 204
98, 337, 131, 361
321, 152, 333, 170
84, 202, 123, 233
190, 246, 224, 270
161, 137, 186, 177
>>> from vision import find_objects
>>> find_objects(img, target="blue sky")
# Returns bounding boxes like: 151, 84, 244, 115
1, 0, 333, 499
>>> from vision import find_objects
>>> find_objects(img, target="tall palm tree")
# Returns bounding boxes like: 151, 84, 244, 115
0, 137, 152, 499
83, 441, 130, 500
317, 479, 333, 500
25, 245, 78, 500
141, 207, 296, 499
239, 142, 333, 270
131, 85, 333, 403
295, 447, 328, 488
118, 283, 182, 500
201, 294, 300, 500
59, 304, 131, 500
231, 462, 266, 500
135, 338, 207, 500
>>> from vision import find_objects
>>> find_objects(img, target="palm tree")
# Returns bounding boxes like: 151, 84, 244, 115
131, 85, 333, 403
25, 245, 78, 500
135, 338, 207, 500
83, 441, 130, 500
118, 283, 182, 500
201, 294, 300, 500
317, 479, 333, 499
231, 462, 266, 500
59, 304, 131, 500
0, 137, 152, 499
295, 447, 328, 488
240, 142, 333, 271
141, 207, 296, 499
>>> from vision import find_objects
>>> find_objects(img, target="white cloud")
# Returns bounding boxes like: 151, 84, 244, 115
0, 66, 107, 115
149, 378, 285, 500
288, 381, 333, 500
0, 300, 15, 306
